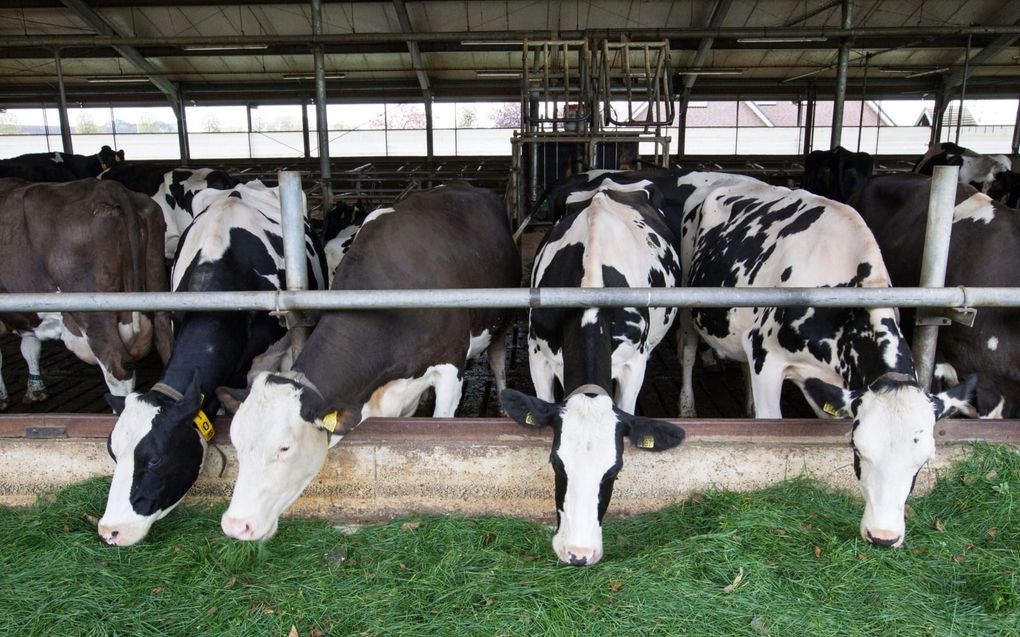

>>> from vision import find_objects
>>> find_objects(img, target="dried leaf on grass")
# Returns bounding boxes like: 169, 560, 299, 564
610, 581, 624, 592
288, 626, 299, 637
987, 527, 998, 538
935, 519, 945, 532
813, 545, 821, 558
723, 567, 745, 594
401, 522, 421, 531
223, 577, 237, 590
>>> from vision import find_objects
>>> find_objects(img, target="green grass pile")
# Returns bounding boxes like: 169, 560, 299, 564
1, 443, 1018, 636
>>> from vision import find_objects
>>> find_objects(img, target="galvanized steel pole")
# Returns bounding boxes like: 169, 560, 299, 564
0, 286, 1017, 314
53, 50, 73, 154
279, 170, 310, 357
829, 0, 852, 149
912, 164, 960, 390
311, 0, 333, 213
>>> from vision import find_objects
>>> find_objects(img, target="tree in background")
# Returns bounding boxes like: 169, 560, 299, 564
0, 111, 20, 135
457, 106, 478, 128
203, 114, 222, 133
490, 103, 521, 128
75, 112, 100, 134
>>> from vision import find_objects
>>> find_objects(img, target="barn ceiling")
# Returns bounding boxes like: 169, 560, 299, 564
0, 0, 1018, 106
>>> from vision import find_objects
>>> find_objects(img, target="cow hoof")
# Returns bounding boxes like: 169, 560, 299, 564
23, 390, 48, 404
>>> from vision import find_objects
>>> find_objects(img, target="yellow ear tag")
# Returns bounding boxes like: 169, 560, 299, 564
524, 412, 537, 426
822, 402, 840, 417
193, 410, 215, 441
638, 434, 656, 449
321, 411, 339, 432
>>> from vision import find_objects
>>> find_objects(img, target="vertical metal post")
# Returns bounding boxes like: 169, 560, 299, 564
176, 87, 190, 166
830, 0, 852, 149
425, 98, 434, 160
954, 35, 971, 146
311, 0, 333, 211
912, 164, 960, 390
930, 88, 946, 146
300, 92, 311, 158
245, 104, 254, 159
53, 49, 73, 154
1012, 98, 1020, 156
279, 170, 310, 357
803, 91, 816, 156
677, 92, 689, 161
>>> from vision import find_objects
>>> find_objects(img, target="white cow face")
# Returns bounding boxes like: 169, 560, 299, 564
220, 372, 338, 542
805, 376, 975, 548
500, 389, 685, 566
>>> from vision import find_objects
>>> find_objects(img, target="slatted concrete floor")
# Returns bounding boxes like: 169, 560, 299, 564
0, 323, 815, 419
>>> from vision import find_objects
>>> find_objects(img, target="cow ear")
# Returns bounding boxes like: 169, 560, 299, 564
623, 415, 685, 452
216, 386, 249, 414
803, 378, 854, 418
499, 389, 558, 428
106, 393, 127, 415
933, 374, 978, 420
177, 371, 203, 413
116, 150, 124, 162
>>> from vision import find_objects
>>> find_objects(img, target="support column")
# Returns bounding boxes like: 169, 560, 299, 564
300, 92, 311, 159
425, 98, 434, 160
175, 87, 190, 165
930, 87, 947, 146
53, 49, 73, 154
279, 170, 310, 359
803, 90, 816, 156
829, 0, 852, 149
1012, 98, 1020, 155
676, 91, 689, 161
912, 164, 960, 390
311, 0, 333, 211
954, 35, 972, 146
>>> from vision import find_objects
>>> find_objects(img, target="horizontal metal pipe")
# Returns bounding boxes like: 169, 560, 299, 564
0, 286, 1016, 312
2, 25, 1018, 49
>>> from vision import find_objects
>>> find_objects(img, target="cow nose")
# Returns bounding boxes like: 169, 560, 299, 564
563, 546, 599, 566
865, 529, 902, 548
97, 523, 120, 546
221, 515, 255, 541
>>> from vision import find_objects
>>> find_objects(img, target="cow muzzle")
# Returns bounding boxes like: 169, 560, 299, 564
97, 517, 153, 547
863, 528, 903, 548
221, 513, 277, 542
558, 545, 602, 567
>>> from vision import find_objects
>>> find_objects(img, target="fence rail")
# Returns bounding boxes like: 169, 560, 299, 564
0, 286, 1017, 313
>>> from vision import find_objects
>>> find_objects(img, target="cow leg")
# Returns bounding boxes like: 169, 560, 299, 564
743, 366, 755, 418
486, 333, 508, 396
0, 349, 7, 411
528, 348, 557, 403
615, 356, 648, 414
677, 311, 699, 417
68, 313, 136, 397
431, 363, 464, 418
20, 334, 47, 403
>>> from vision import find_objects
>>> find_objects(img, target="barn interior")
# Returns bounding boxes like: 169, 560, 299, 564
1, 2, 1019, 416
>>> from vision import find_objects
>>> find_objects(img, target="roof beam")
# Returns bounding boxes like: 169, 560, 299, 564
391, 0, 431, 100
58, 0, 178, 109
940, 19, 1020, 103
681, 0, 733, 94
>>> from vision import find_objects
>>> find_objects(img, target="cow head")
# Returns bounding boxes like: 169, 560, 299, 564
500, 387, 685, 566
97, 145, 125, 171
98, 373, 206, 546
219, 371, 354, 542
804, 374, 976, 548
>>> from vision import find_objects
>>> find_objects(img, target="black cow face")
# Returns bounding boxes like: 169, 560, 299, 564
500, 388, 684, 565
98, 374, 206, 546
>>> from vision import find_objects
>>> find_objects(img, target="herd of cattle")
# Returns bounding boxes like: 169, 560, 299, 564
0, 141, 1016, 566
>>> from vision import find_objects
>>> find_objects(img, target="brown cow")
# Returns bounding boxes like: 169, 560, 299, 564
0, 178, 172, 410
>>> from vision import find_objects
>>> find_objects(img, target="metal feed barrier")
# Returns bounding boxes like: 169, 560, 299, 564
0, 166, 999, 390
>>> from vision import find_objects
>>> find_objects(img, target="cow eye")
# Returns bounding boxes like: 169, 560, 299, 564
279, 445, 291, 454
146, 457, 162, 469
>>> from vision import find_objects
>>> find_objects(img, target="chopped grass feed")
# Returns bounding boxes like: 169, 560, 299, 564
1, 442, 1017, 636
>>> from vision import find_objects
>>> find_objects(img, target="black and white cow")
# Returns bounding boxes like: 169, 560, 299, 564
501, 180, 686, 566
216, 183, 520, 542
801, 146, 874, 203
915, 142, 1011, 194
986, 169, 1020, 209
97, 180, 327, 546
0, 146, 124, 182
850, 173, 1020, 418
679, 176, 974, 547
320, 200, 369, 283
101, 165, 241, 259
0, 178, 172, 410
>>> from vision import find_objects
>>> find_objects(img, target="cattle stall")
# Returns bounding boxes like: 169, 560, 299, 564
3, 167, 1020, 521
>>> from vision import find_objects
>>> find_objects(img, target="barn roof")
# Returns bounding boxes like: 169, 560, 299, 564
0, 1, 1018, 106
